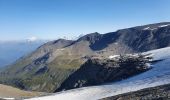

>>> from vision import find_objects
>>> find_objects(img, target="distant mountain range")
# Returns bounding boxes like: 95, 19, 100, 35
0, 40, 47, 68
0, 22, 170, 93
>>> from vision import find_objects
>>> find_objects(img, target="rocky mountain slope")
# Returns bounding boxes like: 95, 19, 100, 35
0, 22, 170, 92
56, 54, 152, 91
101, 83, 170, 100
26, 46, 170, 100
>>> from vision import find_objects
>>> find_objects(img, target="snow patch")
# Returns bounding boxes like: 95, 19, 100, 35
143, 27, 150, 30
143, 24, 170, 30
158, 24, 170, 28
143, 27, 157, 31
114, 42, 118, 45
108, 55, 119, 59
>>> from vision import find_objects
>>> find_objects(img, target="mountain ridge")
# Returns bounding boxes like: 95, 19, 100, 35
0, 22, 170, 92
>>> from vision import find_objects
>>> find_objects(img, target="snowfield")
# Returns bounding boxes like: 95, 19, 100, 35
26, 47, 170, 100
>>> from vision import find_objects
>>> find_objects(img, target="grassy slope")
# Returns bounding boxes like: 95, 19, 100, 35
0, 50, 84, 92
22, 54, 84, 92
0, 41, 91, 92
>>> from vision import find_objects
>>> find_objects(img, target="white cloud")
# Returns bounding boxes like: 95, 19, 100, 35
27, 36, 38, 42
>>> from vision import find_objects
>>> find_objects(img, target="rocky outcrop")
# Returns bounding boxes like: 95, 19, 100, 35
56, 54, 152, 92
101, 83, 170, 100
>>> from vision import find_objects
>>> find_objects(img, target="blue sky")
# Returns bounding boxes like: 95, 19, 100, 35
0, 0, 170, 41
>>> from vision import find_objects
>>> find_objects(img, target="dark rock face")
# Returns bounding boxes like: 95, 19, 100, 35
89, 32, 118, 51
34, 53, 50, 65
56, 54, 152, 92
34, 66, 48, 75
77, 32, 102, 43
101, 84, 170, 100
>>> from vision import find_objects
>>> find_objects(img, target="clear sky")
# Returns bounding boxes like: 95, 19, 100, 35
0, 0, 170, 41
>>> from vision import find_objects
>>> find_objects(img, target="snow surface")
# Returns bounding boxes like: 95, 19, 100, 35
158, 24, 170, 28
108, 55, 119, 59
143, 27, 150, 30
143, 24, 170, 30
26, 47, 170, 100
143, 27, 157, 31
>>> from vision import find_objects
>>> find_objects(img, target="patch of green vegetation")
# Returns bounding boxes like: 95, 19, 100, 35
21, 68, 76, 92
48, 54, 83, 70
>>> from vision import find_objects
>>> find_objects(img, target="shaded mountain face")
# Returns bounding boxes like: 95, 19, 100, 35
56, 54, 152, 92
91, 22, 170, 52
0, 22, 170, 92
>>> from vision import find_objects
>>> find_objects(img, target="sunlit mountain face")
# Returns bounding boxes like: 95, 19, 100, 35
0, 40, 47, 68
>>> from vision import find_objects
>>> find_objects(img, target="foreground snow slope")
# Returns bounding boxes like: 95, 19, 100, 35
26, 47, 170, 100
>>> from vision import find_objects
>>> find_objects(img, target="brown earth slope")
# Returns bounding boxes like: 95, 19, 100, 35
0, 84, 42, 99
